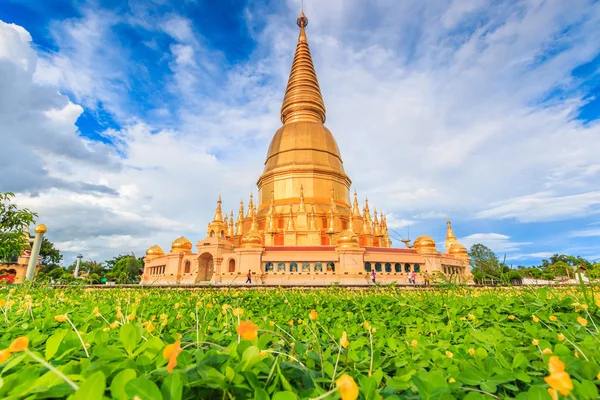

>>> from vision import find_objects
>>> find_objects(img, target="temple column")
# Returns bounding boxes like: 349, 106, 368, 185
25, 224, 46, 281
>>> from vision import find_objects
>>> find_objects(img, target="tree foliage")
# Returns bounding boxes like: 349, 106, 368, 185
0, 192, 37, 262
39, 237, 63, 266
468, 243, 501, 283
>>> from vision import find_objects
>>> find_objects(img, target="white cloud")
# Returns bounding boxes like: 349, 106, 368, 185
460, 233, 531, 254
570, 228, 600, 237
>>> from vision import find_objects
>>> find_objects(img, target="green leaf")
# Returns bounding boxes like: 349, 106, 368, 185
527, 386, 552, 400
161, 373, 183, 400
125, 377, 163, 400
72, 371, 106, 400
512, 353, 528, 369
480, 381, 497, 393
475, 348, 488, 360
45, 329, 67, 360
458, 368, 486, 385
578, 380, 599, 399
120, 324, 141, 355
110, 368, 136, 400
241, 346, 261, 371
272, 392, 297, 400
254, 388, 269, 400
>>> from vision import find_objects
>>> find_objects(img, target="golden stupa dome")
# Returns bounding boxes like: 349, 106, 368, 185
241, 230, 262, 248
413, 235, 437, 253
34, 224, 47, 234
449, 243, 468, 258
336, 229, 360, 249
146, 245, 164, 258
170, 236, 192, 253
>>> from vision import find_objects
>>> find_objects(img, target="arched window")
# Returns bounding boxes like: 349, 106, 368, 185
314, 262, 323, 272
443, 266, 447, 274
302, 262, 310, 272
290, 262, 298, 272
375, 262, 382, 272
220, 231, 224, 238
414, 264, 421, 273
385, 262, 392, 273
364, 262, 371, 272
265, 262, 274, 272
210, 231, 215, 238
184, 260, 191, 274
394, 263, 401, 272
228, 259, 235, 272
277, 262, 286, 272
404, 263, 411, 273
326, 262, 335, 272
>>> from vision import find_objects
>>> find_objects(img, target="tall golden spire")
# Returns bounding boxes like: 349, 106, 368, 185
299, 183, 306, 212
445, 217, 459, 251
352, 190, 361, 217
213, 194, 223, 222
280, 11, 326, 124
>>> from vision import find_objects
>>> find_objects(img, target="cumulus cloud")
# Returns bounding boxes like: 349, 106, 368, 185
460, 233, 531, 254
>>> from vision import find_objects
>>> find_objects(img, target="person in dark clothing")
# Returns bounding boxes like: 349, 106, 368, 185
371, 269, 376, 284
246, 270, 252, 284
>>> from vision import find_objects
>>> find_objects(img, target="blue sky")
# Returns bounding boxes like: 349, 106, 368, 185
0, 0, 599, 266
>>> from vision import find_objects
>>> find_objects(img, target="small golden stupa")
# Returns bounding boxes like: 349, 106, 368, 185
142, 11, 471, 285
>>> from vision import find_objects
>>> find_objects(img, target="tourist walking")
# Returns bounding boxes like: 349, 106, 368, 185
424, 272, 430, 286
245, 270, 252, 284
371, 269, 376, 284
411, 271, 416, 285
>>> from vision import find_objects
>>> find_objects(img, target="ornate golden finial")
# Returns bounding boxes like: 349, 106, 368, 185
213, 194, 223, 222
328, 207, 336, 233
446, 217, 456, 239
228, 211, 235, 237
236, 199, 245, 236
309, 204, 317, 230
352, 189, 361, 217
280, 10, 326, 124
250, 212, 259, 232
287, 205, 296, 230
299, 183, 306, 212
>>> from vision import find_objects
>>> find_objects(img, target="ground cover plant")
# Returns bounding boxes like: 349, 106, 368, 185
0, 285, 599, 399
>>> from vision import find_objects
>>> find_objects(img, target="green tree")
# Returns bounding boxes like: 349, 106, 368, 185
106, 254, 142, 283
469, 243, 500, 283
0, 192, 37, 262
39, 237, 62, 266
547, 261, 573, 278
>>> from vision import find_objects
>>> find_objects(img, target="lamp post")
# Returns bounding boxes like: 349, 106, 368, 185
74, 254, 83, 278
25, 224, 46, 281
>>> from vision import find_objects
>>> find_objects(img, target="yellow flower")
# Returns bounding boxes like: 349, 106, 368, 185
532, 315, 540, 323
363, 321, 371, 330
163, 340, 181, 373
297, 319, 303, 324
543, 348, 553, 354
468, 348, 475, 356
446, 351, 453, 358
371, 328, 377, 333
309, 310, 318, 320
287, 320, 294, 326
577, 317, 588, 326
233, 308, 244, 316
0, 299, 6, 307
572, 302, 580, 307
340, 331, 349, 348
116, 311, 124, 319
8, 336, 29, 352
411, 340, 418, 347
581, 304, 589, 310
532, 339, 539, 346
544, 356, 573, 396
160, 313, 168, 320
92, 306, 99, 315
549, 316, 557, 322
54, 314, 67, 323
259, 350, 267, 357
508, 315, 515, 320
269, 321, 275, 327
237, 321, 259, 341
176, 314, 182, 320
558, 333, 565, 341
0, 349, 11, 363
449, 378, 456, 383
468, 314, 475, 320
161, 318, 168, 327
110, 321, 119, 329
146, 323, 155, 333
548, 388, 558, 400
336, 374, 359, 400
103, 327, 110, 332
174, 303, 180, 309
460, 317, 466, 321
127, 313, 136, 321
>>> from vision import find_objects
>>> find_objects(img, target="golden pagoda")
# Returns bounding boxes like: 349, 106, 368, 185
141, 12, 471, 285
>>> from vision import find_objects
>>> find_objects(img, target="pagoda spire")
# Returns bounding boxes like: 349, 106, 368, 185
286, 205, 296, 231
299, 183, 306, 212
352, 189, 361, 217
236, 199, 245, 236
445, 217, 459, 251
213, 194, 223, 222
248, 193, 255, 218
280, 11, 326, 125
228, 210, 235, 237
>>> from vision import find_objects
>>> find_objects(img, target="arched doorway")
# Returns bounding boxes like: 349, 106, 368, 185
228, 259, 235, 272
198, 253, 214, 281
